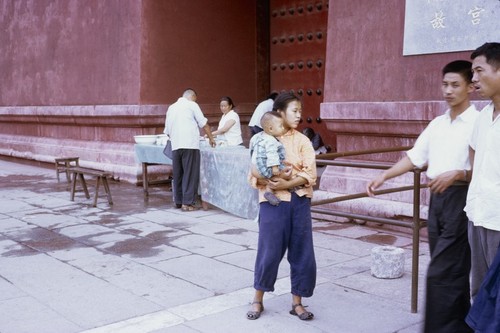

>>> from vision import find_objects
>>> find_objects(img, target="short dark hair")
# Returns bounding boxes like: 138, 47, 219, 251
442, 60, 473, 83
302, 127, 315, 140
220, 96, 235, 108
267, 92, 279, 100
260, 111, 281, 128
471, 42, 500, 70
272, 92, 300, 112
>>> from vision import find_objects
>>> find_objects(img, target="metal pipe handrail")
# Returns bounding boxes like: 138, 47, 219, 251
311, 207, 425, 229
316, 160, 394, 169
318, 146, 412, 160
312, 184, 428, 206
313, 146, 426, 313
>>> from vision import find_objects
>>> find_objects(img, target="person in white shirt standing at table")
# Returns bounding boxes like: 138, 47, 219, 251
248, 92, 278, 137
211, 96, 243, 146
164, 88, 215, 212
367, 60, 478, 333
464, 42, 500, 300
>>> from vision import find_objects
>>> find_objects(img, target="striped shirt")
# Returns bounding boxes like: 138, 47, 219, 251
250, 129, 317, 203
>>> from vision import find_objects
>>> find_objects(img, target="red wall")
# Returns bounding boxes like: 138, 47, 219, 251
0, 0, 261, 114
0, 0, 142, 106
324, 0, 474, 104
0, 0, 264, 180
140, 0, 259, 107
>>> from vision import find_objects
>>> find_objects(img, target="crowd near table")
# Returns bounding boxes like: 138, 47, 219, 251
134, 143, 259, 219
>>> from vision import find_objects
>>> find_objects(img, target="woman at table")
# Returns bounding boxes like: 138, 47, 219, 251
246, 92, 317, 321
211, 96, 243, 146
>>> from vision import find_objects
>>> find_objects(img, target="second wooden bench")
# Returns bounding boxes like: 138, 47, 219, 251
69, 167, 113, 207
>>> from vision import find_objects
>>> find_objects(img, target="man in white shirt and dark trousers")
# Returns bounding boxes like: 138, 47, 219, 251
465, 42, 500, 300
367, 60, 478, 333
164, 89, 215, 211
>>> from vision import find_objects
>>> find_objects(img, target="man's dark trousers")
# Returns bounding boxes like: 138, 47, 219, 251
424, 185, 472, 333
172, 149, 200, 206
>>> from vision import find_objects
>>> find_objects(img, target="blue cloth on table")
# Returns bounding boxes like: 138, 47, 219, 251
199, 146, 258, 220
134, 144, 172, 164
134, 144, 258, 219
466, 245, 500, 333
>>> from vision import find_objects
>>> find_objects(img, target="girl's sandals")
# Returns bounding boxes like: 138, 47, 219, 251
246, 301, 264, 320
289, 303, 314, 320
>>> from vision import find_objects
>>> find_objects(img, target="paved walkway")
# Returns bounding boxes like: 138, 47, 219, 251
0, 158, 427, 333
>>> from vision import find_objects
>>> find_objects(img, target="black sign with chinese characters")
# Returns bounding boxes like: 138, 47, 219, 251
403, 0, 500, 55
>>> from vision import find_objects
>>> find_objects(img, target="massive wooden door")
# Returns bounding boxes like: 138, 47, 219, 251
269, 0, 334, 151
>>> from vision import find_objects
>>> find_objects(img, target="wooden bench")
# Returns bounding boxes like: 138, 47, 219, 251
54, 157, 80, 183
69, 167, 113, 207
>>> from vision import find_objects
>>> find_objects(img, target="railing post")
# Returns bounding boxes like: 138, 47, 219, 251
411, 169, 422, 313
315, 147, 426, 313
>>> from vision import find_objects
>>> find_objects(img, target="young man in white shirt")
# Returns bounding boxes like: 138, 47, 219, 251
248, 92, 278, 136
367, 60, 478, 333
464, 42, 500, 299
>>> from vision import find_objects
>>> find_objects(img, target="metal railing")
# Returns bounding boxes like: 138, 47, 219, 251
312, 146, 427, 313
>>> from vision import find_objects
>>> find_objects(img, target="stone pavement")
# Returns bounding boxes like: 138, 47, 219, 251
0, 158, 427, 333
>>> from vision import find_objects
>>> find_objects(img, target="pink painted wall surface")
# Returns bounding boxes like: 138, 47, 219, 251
0, 0, 260, 108
0, 0, 262, 182
140, 0, 259, 106
316, 0, 488, 221
321, 0, 484, 157
324, 0, 477, 103
0, 0, 142, 106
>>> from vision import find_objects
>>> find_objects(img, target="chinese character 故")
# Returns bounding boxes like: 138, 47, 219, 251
430, 10, 446, 29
